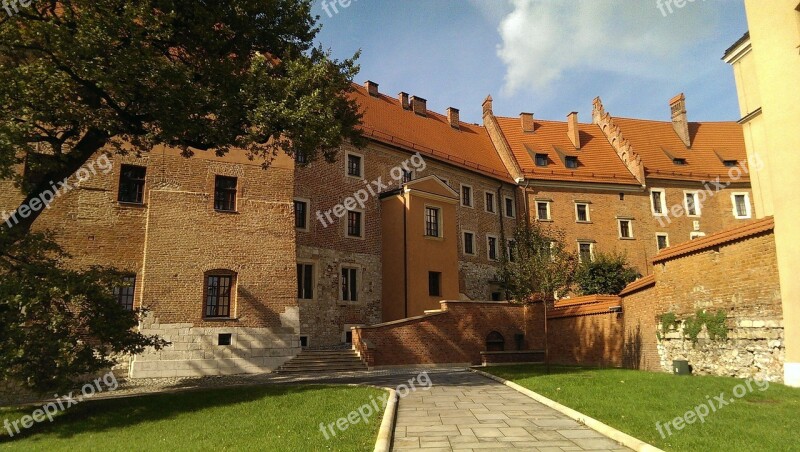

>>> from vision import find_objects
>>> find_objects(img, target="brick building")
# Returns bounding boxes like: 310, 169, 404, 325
0, 79, 753, 377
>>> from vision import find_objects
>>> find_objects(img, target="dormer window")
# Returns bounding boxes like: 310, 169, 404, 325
673, 158, 687, 166
723, 160, 738, 168
565, 156, 579, 169
535, 153, 548, 167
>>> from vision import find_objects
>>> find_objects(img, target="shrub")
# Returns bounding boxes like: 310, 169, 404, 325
575, 251, 640, 295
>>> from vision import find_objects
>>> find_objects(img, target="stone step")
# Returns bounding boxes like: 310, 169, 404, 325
277, 349, 367, 373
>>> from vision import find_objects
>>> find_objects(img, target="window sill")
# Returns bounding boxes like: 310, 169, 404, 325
576, 221, 592, 224
619, 237, 636, 241
118, 202, 146, 208
214, 209, 239, 215
203, 317, 238, 321
424, 235, 444, 241
536, 218, 553, 222
346, 234, 366, 240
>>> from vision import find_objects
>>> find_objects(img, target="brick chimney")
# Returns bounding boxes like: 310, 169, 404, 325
365, 80, 379, 97
670, 93, 691, 147
567, 112, 580, 149
410, 95, 427, 116
399, 92, 410, 110
482, 95, 493, 117
520, 113, 534, 133
447, 107, 460, 129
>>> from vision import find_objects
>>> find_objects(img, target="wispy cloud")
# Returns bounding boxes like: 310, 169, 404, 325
496, 0, 722, 96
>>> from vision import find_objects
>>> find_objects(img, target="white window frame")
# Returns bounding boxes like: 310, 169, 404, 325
504, 196, 516, 218
487, 234, 499, 261
535, 200, 551, 221
690, 232, 706, 240
577, 241, 594, 263
293, 197, 311, 232
460, 184, 474, 208
683, 191, 702, 217
424, 204, 443, 238
650, 188, 667, 216
618, 218, 634, 239
344, 208, 365, 239
731, 192, 752, 219
656, 233, 670, 251
462, 230, 476, 256
575, 202, 590, 223
345, 150, 364, 179
484, 191, 496, 214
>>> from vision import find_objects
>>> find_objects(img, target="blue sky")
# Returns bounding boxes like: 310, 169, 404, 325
313, 0, 748, 125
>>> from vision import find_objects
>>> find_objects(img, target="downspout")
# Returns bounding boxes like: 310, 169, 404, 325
403, 191, 408, 319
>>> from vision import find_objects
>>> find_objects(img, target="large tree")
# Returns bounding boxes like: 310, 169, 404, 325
0, 0, 364, 391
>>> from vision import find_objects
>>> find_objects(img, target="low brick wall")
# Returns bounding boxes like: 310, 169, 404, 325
547, 295, 624, 367
352, 300, 543, 368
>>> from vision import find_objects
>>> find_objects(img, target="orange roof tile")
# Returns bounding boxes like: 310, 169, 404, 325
549, 294, 622, 318
494, 116, 641, 186
612, 118, 749, 182
618, 274, 656, 297
652, 216, 774, 263
350, 84, 513, 182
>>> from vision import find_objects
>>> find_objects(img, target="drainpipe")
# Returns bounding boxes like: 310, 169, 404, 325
403, 191, 409, 319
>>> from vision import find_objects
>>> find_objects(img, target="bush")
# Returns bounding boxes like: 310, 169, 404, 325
575, 251, 640, 295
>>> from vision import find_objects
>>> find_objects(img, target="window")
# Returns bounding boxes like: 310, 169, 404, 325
300, 336, 309, 348
535, 153, 548, 167
536, 201, 550, 221
341, 267, 358, 302
507, 240, 517, 262
214, 176, 237, 212
205, 273, 234, 318
295, 152, 308, 165
485, 192, 496, 213
723, 160, 738, 168
504, 197, 515, 218
618, 219, 633, 239
732, 193, 751, 219
218, 334, 232, 346
297, 263, 314, 300
651, 189, 666, 216
684, 192, 701, 217
463, 231, 475, 255
428, 272, 442, 297
575, 203, 590, 222
113, 275, 136, 311
346, 152, 363, 178
294, 199, 309, 230
578, 242, 594, 263
487, 236, 499, 261
656, 234, 670, 251
402, 169, 413, 184
673, 158, 687, 166
346, 210, 363, 238
425, 206, 441, 237
565, 156, 579, 169
690, 232, 706, 240
461, 184, 473, 207
118, 165, 146, 204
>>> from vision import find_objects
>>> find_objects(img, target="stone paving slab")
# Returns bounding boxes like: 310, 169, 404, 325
392, 370, 632, 451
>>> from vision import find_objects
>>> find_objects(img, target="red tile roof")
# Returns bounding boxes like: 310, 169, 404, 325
549, 295, 622, 318
652, 216, 774, 263
494, 116, 641, 186
612, 117, 749, 182
618, 274, 656, 297
350, 84, 513, 182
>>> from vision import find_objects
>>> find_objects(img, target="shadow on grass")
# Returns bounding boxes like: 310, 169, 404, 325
0, 384, 340, 443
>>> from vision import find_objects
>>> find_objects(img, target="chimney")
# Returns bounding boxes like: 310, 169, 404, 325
567, 112, 580, 149
520, 112, 534, 133
669, 93, 691, 147
482, 95, 493, 117
399, 92, 410, 110
365, 80, 379, 97
410, 95, 427, 116
447, 107, 460, 129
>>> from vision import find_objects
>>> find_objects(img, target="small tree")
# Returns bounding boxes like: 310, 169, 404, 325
499, 222, 578, 304
574, 251, 640, 295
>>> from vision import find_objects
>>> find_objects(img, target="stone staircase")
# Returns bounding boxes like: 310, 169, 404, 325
277, 348, 368, 373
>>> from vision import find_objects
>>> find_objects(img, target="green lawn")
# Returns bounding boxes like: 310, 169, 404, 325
0, 385, 386, 451
484, 365, 800, 451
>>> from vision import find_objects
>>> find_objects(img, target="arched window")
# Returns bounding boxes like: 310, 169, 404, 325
486, 331, 505, 352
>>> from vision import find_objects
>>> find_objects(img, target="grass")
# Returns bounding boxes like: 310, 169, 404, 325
483, 365, 800, 451
0, 384, 386, 452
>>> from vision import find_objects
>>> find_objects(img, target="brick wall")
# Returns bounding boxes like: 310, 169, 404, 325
546, 295, 624, 367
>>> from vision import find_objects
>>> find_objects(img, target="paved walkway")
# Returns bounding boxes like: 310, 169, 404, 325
392, 371, 631, 451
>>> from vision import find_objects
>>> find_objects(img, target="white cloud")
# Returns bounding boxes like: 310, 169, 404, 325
496, 0, 722, 95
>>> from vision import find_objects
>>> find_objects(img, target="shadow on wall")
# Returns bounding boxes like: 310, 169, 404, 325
547, 313, 626, 367
623, 324, 643, 370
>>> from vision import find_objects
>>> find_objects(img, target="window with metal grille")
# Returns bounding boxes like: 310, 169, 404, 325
205, 274, 233, 318
347, 210, 362, 237
425, 207, 440, 237
428, 271, 442, 297
341, 267, 358, 301
297, 264, 314, 300
214, 176, 237, 211
118, 165, 146, 204
294, 200, 308, 230
347, 154, 362, 177
113, 276, 136, 311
